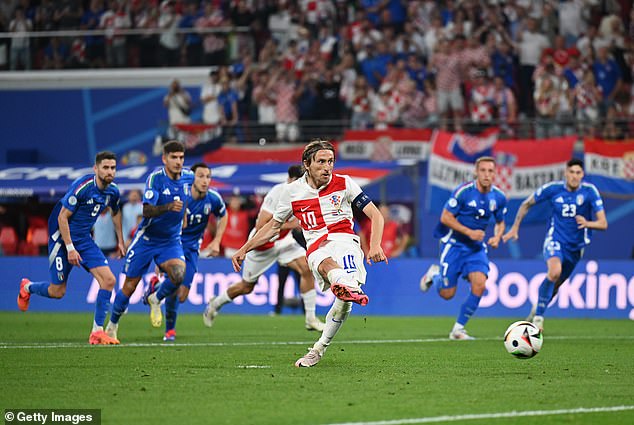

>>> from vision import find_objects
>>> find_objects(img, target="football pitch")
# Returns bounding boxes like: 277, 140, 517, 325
1, 312, 633, 425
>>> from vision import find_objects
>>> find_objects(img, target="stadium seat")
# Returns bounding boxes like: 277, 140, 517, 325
29, 227, 49, 255
0, 226, 19, 255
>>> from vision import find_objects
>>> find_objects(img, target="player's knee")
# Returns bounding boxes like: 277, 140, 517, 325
169, 265, 186, 286
439, 289, 455, 300
100, 274, 116, 291
332, 299, 353, 321
471, 281, 486, 296
49, 285, 66, 299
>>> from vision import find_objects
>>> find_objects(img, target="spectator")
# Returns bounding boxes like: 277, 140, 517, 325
534, 69, 560, 139
429, 38, 464, 131
163, 79, 192, 125
517, 17, 550, 116
197, 1, 227, 66
9, 6, 32, 70
574, 68, 601, 137
218, 77, 240, 143
593, 45, 623, 117
316, 67, 342, 123
492, 76, 517, 137
80, 0, 105, 68
201, 69, 222, 126
134, 1, 159, 67
221, 195, 249, 258
469, 70, 495, 126
350, 76, 374, 129
179, 1, 203, 66
491, 39, 518, 90
158, 0, 180, 67
100, 0, 131, 68
121, 189, 143, 247
42, 36, 68, 69
271, 68, 300, 143
93, 209, 117, 257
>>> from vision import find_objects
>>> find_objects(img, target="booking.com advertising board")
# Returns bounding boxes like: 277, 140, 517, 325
1, 258, 633, 320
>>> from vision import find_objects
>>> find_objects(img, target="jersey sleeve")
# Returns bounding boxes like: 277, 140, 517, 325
60, 177, 86, 213
533, 182, 558, 204
587, 184, 605, 214
444, 188, 463, 216
272, 184, 293, 224
208, 189, 227, 218
109, 186, 121, 215
261, 184, 282, 214
143, 172, 160, 206
344, 175, 363, 202
494, 192, 508, 223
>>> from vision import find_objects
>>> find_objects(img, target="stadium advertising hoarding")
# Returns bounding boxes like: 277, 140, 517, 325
1, 258, 632, 320
338, 128, 433, 160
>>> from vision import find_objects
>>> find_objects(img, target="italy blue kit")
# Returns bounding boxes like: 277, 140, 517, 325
48, 174, 120, 283
433, 181, 508, 287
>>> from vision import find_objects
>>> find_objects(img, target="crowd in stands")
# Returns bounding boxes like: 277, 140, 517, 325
2, 0, 634, 139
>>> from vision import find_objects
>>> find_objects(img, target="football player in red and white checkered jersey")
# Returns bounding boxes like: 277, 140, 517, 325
232, 140, 387, 368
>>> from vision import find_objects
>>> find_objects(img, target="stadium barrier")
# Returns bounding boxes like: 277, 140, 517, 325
2, 257, 632, 319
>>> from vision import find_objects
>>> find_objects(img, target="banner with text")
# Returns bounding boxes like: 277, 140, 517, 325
339, 128, 432, 161
427, 130, 577, 221
584, 139, 634, 197
1, 258, 632, 320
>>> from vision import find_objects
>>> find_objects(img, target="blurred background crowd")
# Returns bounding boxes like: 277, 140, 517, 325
3, 0, 634, 139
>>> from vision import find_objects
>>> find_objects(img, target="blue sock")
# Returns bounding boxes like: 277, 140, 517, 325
110, 291, 130, 324
535, 278, 555, 316
94, 289, 112, 327
165, 294, 179, 332
432, 274, 444, 294
28, 281, 52, 298
156, 279, 178, 301
457, 292, 482, 327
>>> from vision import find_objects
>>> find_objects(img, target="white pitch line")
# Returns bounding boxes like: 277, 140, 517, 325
0, 335, 633, 350
323, 405, 634, 425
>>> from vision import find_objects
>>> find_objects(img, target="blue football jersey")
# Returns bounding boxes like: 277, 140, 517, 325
434, 181, 508, 248
136, 167, 195, 241
49, 174, 121, 243
533, 180, 604, 250
181, 188, 226, 249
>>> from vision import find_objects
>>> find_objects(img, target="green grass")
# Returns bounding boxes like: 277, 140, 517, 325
1, 312, 633, 425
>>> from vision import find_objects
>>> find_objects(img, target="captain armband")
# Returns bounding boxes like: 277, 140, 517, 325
353, 192, 371, 210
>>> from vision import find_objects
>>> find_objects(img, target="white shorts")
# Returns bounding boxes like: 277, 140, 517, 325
307, 238, 367, 292
437, 88, 464, 113
241, 238, 306, 283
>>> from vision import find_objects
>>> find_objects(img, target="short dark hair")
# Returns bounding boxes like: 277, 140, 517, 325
566, 158, 584, 169
163, 140, 185, 155
287, 165, 304, 179
191, 162, 209, 174
302, 139, 335, 165
95, 151, 116, 164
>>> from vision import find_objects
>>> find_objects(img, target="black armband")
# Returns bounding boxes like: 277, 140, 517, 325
353, 192, 371, 210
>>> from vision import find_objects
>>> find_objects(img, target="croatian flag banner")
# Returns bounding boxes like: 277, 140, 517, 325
427, 130, 576, 221
584, 139, 634, 197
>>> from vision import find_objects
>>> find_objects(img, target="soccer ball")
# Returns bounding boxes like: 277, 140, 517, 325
503, 321, 543, 359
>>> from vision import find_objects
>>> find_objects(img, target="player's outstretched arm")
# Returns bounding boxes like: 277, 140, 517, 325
58, 207, 83, 266
231, 219, 282, 272
362, 202, 388, 265
502, 194, 536, 243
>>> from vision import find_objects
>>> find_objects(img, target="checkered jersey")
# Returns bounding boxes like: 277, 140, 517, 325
273, 173, 362, 256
